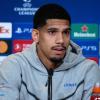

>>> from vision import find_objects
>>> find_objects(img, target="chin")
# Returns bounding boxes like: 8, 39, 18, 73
50, 56, 64, 63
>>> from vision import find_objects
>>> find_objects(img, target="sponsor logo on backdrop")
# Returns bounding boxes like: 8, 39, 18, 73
71, 24, 98, 40
0, 22, 12, 38
81, 45, 98, 56
81, 46, 97, 51
13, 40, 33, 53
73, 41, 98, 56
0, 56, 7, 64
0, 40, 12, 55
13, 23, 32, 39
13, 0, 38, 15
15, 27, 32, 34
0, 41, 8, 53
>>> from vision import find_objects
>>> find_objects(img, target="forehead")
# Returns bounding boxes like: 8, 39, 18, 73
45, 19, 70, 29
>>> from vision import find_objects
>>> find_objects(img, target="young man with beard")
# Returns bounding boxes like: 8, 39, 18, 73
0, 3, 100, 100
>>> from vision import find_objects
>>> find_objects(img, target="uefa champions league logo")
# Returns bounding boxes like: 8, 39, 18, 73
23, 0, 32, 7
23, 0, 31, 3
14, 0, 38, 15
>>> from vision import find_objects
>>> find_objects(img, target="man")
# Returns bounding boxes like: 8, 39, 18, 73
0, 3, 100, 100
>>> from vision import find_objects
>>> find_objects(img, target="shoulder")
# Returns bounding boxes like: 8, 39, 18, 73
0, 52, 24, 72
81, 59, 100, 80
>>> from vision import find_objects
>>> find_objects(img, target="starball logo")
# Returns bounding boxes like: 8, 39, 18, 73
13, 0, 38, 15
23, 0, 31, 3
23, 0, 32, 8
71, 24, 98, 40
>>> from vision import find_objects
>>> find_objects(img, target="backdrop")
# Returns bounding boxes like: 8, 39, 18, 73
0, 0, 99, 65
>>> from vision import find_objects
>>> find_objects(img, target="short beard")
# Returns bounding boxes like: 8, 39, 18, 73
50, 57, 63, 64
50, 53, 66, 64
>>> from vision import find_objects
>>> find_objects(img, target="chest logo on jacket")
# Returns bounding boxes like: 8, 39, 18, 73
64, 82, 77, 89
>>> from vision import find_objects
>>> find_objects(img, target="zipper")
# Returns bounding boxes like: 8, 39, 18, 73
47, 68, 53, 100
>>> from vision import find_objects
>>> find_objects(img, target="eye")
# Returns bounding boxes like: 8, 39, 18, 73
63, 30, 70, 35
48, 30, 57, 35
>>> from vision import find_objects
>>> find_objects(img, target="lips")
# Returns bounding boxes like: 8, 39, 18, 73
52, 46, 66, 54
52, 45, 66, 50
53, 47, 65, 51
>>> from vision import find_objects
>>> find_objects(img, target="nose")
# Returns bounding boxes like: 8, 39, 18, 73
55, 33, 64, 44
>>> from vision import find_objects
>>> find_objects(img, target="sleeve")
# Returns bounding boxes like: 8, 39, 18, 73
82, 61, 100, 100
0, 56, 21, 100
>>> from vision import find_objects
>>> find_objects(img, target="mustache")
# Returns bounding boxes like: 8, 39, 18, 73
51, 45, 66, 50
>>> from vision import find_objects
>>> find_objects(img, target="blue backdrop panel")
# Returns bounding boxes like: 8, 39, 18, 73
0, 0, 99, 64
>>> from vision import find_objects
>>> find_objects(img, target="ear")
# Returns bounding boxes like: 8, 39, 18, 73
32, 29, 39, 43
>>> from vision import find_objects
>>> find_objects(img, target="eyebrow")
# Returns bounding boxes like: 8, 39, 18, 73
63, 28, 71, 31
47, 27, 71, 31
